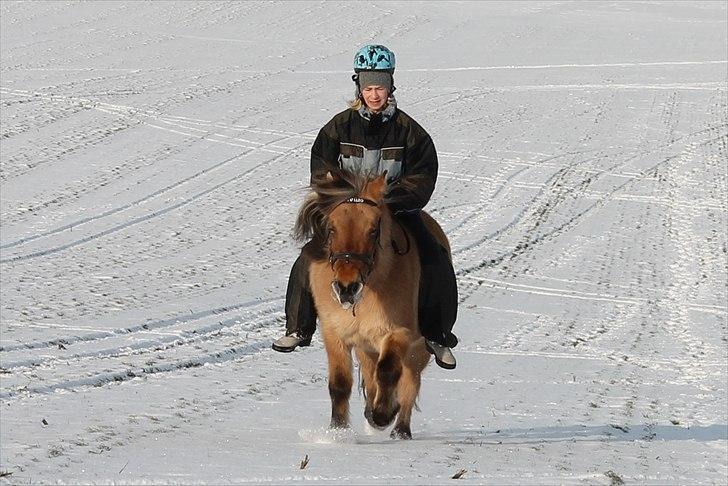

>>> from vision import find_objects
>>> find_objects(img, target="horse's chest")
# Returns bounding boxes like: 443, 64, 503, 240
326, 308, 390, 352
310, 263, 409, 352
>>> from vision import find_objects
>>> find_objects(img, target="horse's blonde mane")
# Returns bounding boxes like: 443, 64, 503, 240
294, 170, 370, 243
294, 168, 432, 247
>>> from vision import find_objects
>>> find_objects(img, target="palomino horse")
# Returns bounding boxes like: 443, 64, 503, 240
294, 169, 452, 439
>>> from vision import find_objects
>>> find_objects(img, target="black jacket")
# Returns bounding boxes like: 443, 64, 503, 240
310, 107, 438, 213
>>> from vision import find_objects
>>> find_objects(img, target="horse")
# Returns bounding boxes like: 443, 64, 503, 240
294, 169, 452, 439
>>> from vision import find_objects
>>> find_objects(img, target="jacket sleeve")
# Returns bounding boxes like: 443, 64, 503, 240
386, 132, 438, 213
309, 120, 340, 183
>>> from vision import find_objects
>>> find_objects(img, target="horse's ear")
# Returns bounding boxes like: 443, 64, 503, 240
364, 171, 388, 201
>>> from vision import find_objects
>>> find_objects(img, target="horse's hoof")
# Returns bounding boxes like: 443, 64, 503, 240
330, 417, 350, 429
390, 424, 412, 440
370, 412, 390, 429
365, 406, 386, 430
372, 403, 400, 428
364, 406, 375, 424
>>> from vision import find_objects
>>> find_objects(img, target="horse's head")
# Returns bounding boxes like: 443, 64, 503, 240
325, 173, 387, 309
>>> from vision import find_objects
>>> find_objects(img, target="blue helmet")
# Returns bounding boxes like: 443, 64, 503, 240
353, 44, 395, 73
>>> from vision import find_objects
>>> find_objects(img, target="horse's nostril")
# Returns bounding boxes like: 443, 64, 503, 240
332, 281, 363, 303
350, 282, 363, 296
343, 282, 362, 297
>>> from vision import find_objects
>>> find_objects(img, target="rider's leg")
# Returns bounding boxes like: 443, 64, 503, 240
397, 212, 458, 368
273, 242, 319, 352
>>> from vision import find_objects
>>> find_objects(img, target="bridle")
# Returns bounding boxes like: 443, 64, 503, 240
327, 195, 412, 276
327, 197, 382, 280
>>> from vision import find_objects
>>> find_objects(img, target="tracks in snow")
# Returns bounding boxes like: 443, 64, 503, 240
1, 63, 725, 423
451, 124, 726, 285
0, 90, 315, 263
0, 297, 284, 399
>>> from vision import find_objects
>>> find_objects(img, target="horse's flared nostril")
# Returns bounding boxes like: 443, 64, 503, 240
332, 281, 363, 305
347, 282, 363, 298
333, 281, 344, 296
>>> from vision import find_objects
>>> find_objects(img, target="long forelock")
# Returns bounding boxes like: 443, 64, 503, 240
294, 171, 370, 243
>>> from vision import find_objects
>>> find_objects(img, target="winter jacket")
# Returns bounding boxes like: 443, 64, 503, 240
309, 105, 438, 214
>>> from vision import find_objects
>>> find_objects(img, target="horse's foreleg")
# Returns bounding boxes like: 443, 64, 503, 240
371, 329, 410, 429
355, 349, 378, 426
391, 341, 430, 439
322, 329, 353, 429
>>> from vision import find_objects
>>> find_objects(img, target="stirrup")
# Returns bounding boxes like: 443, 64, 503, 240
425, 340, 457, 370
272, 334, 312, 353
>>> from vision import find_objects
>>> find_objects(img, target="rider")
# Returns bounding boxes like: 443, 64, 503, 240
272, 44, 459, 369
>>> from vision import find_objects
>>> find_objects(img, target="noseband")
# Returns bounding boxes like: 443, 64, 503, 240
328, 197, 382, 276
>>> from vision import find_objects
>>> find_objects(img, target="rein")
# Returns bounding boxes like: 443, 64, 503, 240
391, 218, 411, 256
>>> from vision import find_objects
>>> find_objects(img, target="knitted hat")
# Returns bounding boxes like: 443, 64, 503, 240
357, 71, 392, 91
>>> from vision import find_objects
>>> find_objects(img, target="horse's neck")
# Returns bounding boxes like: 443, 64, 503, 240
369, 216, 403, 287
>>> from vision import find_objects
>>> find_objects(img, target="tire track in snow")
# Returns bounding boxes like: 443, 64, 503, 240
0, 87, 303, 156
0, 151, 252, 251
440, 170, 722, 211
0, 298, 285, 399
453, 126, 726, 282
0, 339, 272, 400
452, 151, 610, 258
293, 59, 728, 74
0, 89, 144, 183
0, 296, 281, 353
0, 143, 303, 263
459, 275, 724, 314
0, 88, 315, 231
0, 125, 309, 251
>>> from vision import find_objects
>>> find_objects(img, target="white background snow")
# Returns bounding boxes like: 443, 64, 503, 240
1, 1, 726, 484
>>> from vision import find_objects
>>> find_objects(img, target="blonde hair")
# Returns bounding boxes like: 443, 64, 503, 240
347, 89, 392, 111
348, 94, 363, 110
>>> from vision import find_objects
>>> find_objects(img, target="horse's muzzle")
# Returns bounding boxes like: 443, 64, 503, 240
331, 281, 363, 308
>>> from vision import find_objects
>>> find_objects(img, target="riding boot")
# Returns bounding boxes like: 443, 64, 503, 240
397, 212, 459, 349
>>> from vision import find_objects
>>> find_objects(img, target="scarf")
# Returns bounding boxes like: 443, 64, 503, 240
358, 96, 397, 123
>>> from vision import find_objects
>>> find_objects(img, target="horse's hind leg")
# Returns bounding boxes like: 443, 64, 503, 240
391, 342, 430, 439
372, 329, 411, 429
322, 328, 353, 429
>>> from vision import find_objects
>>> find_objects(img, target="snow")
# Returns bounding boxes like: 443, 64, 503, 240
1, 1, 726, 484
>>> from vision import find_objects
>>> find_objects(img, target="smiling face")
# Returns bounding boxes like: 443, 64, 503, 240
361, 85, 389, 113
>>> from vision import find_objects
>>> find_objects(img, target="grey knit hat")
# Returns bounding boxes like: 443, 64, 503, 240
357, 70, 392, 91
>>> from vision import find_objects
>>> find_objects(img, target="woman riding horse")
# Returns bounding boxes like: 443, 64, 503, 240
272, 44, 459, 369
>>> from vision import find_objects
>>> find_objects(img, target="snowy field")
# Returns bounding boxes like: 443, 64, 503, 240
1, 1, 727, 484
